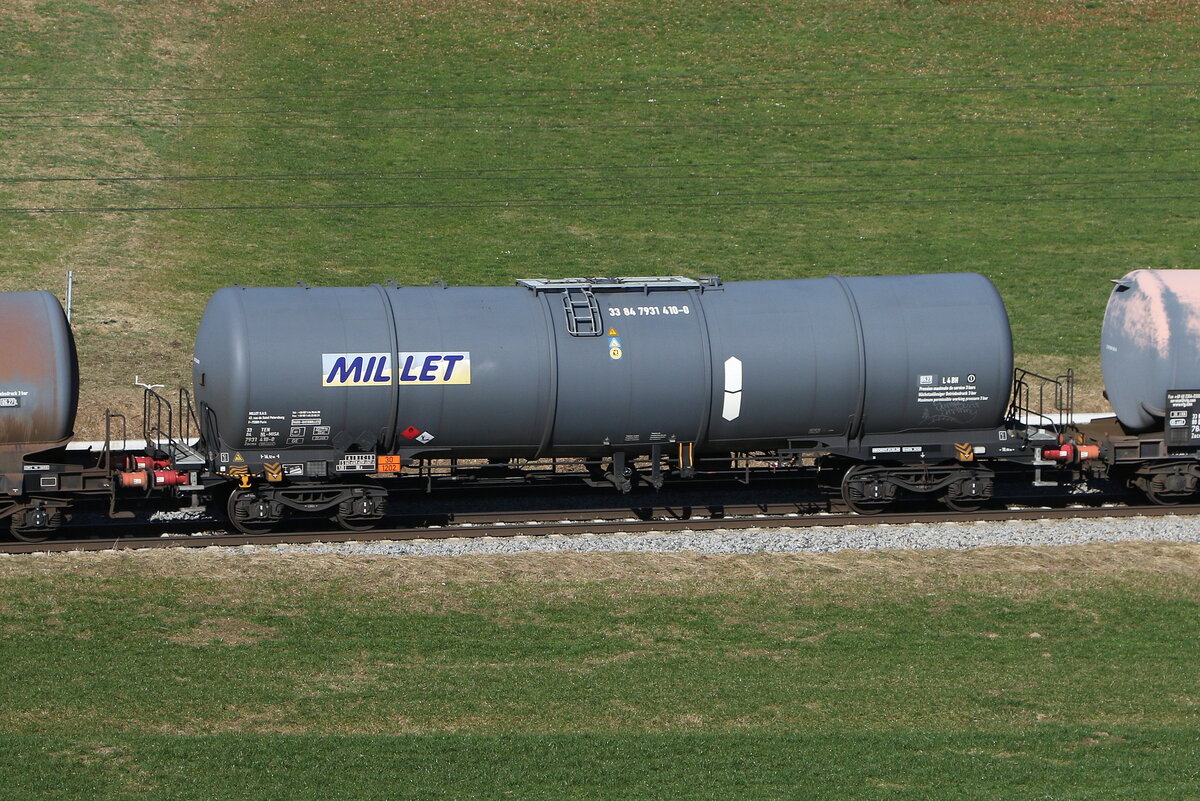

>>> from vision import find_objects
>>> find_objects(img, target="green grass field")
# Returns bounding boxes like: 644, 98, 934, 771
2, 1, 1199, 427
2, 543, 1200, 799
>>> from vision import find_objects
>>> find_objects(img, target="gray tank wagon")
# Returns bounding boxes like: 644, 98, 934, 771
1091, 269, 1200, 503
1101, 269, 1200, 432
194, 273, 1016, 529
0, 292, 200, 541
0, 291, 78, 447
0, 292, 89, 537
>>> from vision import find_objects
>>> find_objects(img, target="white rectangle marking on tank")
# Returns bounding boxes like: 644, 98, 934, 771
724, 357, 743, 393
722, 357, 743, 421
722, 391, 741, 421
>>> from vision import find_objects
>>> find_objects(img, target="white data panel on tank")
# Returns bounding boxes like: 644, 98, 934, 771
722, 356, 743, 421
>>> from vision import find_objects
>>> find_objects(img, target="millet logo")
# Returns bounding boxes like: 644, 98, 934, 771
322, 352, 471, 386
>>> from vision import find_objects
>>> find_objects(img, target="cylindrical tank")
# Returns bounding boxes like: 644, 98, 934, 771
0, 291, 78, 445
192, 274, 1012, 459
1101, 269, 1200, 432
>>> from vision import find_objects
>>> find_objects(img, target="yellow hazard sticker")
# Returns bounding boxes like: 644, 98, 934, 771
608, 327, 618, 336
954, 443, 975, 462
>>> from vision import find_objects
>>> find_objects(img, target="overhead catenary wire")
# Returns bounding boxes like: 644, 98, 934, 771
2, 166, 1196, 185
2, 152, 1193, 192
5, 197, 1198, 214
0, 67, 1194, 118
0, 98, 1195, 122
2, 117, 1197, 132
6, 174, 1200, 215
0, 78, 1195, 107
0, 63, 1194, 95
1, 145, 1193, 184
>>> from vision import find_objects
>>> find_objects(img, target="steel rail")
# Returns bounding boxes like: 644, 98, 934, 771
4, 500, 1197, 555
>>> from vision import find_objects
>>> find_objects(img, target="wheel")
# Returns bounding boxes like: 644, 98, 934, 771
941, 476, 991, 513
1137, 471, 1195, 506
942, 493, 983, 513
9, 505, 62, 543
331, 496, 385, 532
332, 512, 377, 532
1144, 488, 1190, 506
843, 496, 889, 515
10, 524, 51, 543
226, 489, 282, 535
841, 466, 895, 515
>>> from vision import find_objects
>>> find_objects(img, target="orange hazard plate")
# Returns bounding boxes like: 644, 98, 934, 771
376, 455, 403, 473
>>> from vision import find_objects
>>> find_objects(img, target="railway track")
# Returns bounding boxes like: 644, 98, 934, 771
4, 499, 1198, 555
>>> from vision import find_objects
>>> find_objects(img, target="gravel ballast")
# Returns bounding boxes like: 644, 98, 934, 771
244, 515, 1200, 558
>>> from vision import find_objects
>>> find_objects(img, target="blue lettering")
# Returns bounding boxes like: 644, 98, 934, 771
371, 355, 389, 383
442, 354, 464, 381
360, 356, 390, 384
325, 356, 363, 385
419, 355, 441, 381
399, 354, 419, 382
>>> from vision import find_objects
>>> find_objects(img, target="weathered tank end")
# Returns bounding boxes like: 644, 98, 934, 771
1101, 270, 1200, 432
0, 291, 78, 445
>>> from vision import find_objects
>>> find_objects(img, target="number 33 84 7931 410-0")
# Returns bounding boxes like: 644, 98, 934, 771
606, 305, 690, 317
